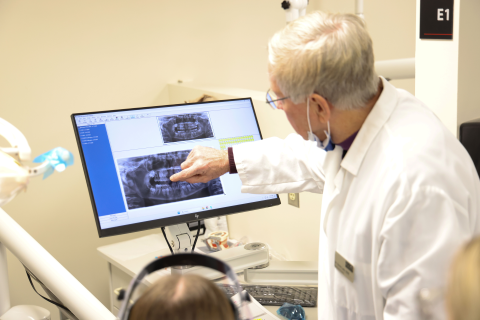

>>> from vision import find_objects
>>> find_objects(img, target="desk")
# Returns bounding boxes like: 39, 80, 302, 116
98, 234, 318, 319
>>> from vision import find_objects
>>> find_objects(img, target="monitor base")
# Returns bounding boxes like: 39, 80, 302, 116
171, 243, 270, 280
162, 223, 270, 280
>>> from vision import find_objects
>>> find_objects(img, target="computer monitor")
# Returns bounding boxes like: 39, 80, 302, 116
71, 98, 281, 238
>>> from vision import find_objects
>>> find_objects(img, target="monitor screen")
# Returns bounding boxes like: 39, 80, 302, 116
71, 98, 280, 237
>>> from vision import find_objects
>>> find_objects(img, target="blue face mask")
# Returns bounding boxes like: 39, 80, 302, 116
307, 99, 334, 151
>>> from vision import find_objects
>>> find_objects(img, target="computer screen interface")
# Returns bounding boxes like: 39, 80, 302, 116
72, 98, 280, 237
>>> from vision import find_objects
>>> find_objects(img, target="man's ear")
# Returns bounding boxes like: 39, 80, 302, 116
310, 94, 331, 124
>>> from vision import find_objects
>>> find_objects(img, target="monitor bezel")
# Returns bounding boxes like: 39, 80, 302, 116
71, 97, 281, 238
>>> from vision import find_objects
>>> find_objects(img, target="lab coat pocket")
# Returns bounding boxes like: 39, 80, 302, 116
333, 259, 376, 319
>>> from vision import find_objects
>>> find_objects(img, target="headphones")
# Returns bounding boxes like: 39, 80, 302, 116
117, 253, 251, 320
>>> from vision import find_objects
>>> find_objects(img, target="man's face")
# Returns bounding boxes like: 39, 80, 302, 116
269, 76, 310, 140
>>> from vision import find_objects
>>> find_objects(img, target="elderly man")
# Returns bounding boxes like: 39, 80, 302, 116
171, 12, 480, 320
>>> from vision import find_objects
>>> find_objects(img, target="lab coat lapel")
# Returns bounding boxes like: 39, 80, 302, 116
318, 145, 343, 320
341, 77, 399, 176
321, 145, 343, 235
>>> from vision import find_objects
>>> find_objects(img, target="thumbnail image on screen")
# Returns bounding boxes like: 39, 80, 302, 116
157, 112, 214, 143
117, 150, 224, 210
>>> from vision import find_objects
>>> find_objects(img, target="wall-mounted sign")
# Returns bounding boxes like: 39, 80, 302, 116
420, 0, 454, 40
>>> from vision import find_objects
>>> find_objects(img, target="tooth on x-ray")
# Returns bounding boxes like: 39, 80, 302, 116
158, 112, 214, 143
117, 150, 224, 210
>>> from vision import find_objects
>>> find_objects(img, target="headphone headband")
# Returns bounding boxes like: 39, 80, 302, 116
117, 253, 249, 320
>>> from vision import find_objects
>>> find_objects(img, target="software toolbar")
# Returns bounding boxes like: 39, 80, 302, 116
76, 113, 153, 125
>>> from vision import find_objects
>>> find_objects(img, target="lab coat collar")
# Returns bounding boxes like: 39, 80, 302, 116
340, 77, 398, 176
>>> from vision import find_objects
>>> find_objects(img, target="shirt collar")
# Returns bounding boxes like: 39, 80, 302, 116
337, 131, 358, 151
340, 77, 399, 176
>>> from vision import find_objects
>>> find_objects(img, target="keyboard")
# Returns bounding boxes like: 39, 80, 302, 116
217, 284, 318, 307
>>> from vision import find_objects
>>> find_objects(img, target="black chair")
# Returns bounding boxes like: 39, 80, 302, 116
459, 118, 480, 177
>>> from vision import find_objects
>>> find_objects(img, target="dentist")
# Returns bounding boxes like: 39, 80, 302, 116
171, 11, 480, 320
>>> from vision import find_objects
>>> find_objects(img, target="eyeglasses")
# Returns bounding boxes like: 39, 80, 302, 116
266, 89, 289, 109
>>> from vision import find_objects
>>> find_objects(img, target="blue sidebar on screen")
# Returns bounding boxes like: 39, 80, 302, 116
77, 124, 126, 217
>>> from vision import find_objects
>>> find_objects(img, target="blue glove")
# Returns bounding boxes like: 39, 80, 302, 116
33, 147, 74, 179
277, 302, 306, 320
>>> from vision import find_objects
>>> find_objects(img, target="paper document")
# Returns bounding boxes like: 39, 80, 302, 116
230, 290, 280, 320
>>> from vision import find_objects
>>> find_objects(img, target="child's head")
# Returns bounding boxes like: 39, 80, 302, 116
128, 274, 236, 320
446, 237, 480, 320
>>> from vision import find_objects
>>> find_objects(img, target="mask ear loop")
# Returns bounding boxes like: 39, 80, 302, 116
307, 98, 314, 138
323, 120, 331, 148
307, 96, 331, 148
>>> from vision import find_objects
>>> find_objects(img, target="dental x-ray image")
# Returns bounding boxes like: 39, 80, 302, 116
158, 112, 214, 143
117, 150, 224, 210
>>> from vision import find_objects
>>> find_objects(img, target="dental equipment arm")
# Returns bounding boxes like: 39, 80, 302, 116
352, 0, 415, 81
0, 117, 116, 320
356, 0, 364, 19
0, 207, 116, 320
281, 0, 308, 23
375, 58, 415, 80
0, 118, 31, 161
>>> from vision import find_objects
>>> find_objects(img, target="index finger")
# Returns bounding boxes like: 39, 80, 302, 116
170, 166, 199, 182
180, 157, 195, 170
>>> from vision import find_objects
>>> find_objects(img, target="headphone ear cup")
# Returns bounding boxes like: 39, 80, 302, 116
228, 296, 239, 320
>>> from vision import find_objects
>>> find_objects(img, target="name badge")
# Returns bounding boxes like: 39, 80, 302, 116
335, 251, 355, 283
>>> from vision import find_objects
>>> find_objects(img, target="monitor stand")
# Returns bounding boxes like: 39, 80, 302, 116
165, 224, 195, 254
163, 223, 270, 280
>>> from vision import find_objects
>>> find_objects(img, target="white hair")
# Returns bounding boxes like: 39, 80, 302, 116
268, 11, 379, 110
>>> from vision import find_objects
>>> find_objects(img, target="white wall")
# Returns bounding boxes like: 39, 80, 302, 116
314, 0, 416, 94
0, 1, 416, 319
457, 0, 480, 126
415, 0, 480, 135
415, 0, 461, 134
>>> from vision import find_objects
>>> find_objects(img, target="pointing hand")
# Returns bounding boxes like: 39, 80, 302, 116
170, 146, 229, 184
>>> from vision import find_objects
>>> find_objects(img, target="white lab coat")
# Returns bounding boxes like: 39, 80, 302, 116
233, 77, 480, 320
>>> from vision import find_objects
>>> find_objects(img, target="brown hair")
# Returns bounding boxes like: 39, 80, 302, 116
128, 274, 235, 320
447, 237, 480, 320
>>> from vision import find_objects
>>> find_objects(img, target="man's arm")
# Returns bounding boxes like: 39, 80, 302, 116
233, 134, 326, 194
171, 133, 326, 194
169, 146, 229, 184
